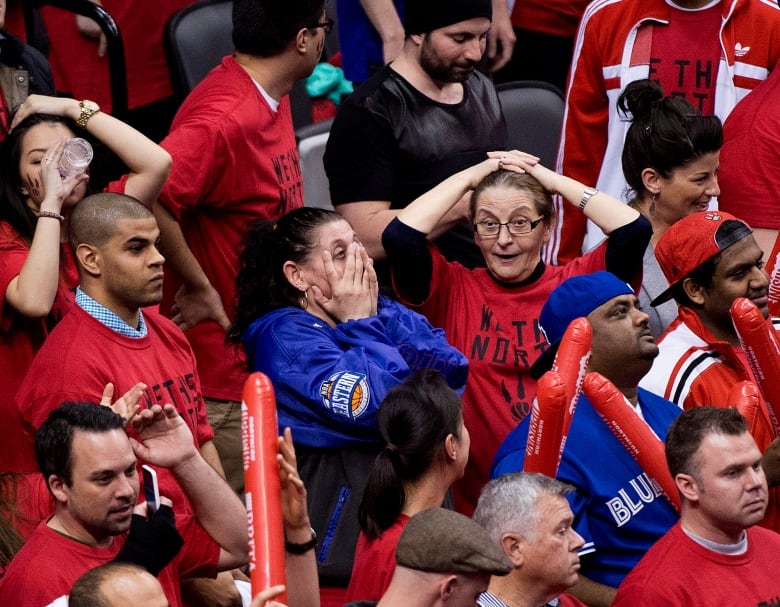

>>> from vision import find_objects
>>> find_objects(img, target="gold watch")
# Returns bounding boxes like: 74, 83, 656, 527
76, 99, 100, 129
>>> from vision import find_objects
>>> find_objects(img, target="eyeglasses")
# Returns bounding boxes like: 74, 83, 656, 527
308, 17, 334, 35
473, 216, 545, 237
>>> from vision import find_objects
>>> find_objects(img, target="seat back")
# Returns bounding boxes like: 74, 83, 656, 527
26, 0, 128, 117
496, 81, 565, 169
297, 118, 333, 210
165, 0, 234, 100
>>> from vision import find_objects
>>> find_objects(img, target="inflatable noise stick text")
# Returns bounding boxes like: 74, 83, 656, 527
584, 372, 680, 512
242, 372, 286, 602
551, 317, 591, 463
524, 370, 567, 477
730, 297, 780, 436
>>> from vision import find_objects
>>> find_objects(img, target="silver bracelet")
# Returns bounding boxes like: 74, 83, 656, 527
578, 187, 598, 213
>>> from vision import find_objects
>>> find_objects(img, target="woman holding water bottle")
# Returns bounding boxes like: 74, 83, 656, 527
0, 94, 171, 472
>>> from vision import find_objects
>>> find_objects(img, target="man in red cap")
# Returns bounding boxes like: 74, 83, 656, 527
640, 210, 780, 530
641, 211, 772, 415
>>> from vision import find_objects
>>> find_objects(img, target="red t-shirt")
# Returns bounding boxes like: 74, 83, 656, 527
649, 3, 722, 114
511, 0, 591, 38
0, 514, 219, 606
399, 244, 608, 514
158, 55, 304, 402
614, 523, 780, 605
14, 304, 214, 509
0, 223, 78, 473
346, 514, 410, 602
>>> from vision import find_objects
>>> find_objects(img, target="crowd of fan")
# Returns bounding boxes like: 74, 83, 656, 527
2, 0, 780, 605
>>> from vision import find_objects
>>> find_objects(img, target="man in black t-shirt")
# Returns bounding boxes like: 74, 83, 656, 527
324, 0, 507, 278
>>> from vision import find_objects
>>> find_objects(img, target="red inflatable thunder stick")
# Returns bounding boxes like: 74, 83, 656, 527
551, 317, 592, 457
730, 297, 780, 435
524, 371, 567, 477
728, 381, 763, 438
524, 318, 591, 476
242, 372, 286, 601
766, 232, 780, 319
584, 372, 681, 512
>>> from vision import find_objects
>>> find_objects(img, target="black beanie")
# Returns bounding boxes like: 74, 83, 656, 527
403, 0, 493, 35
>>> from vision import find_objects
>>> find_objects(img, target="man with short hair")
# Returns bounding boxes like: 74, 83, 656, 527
0, 402, 251, 606
492, 272, 681, 607
336, 0, 514, 86
155, 0, 329, 496
68, 563, 168, 607
373, 507, 512, 607
474, 472, 586, 607
640, 210, 780, 531
614, 406, 780, 605
324, 0, 507, 273
15, 193, 216, 505
641, 211, 774, 419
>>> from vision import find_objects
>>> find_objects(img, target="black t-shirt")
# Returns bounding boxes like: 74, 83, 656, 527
325, 65, 507, 271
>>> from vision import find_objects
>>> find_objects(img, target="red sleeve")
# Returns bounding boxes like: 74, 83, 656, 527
0, 223, 29, 331
105, 174, 130, 194
159, 120, 222, 220
5, 473, 54, 541
554, 12, 612, 264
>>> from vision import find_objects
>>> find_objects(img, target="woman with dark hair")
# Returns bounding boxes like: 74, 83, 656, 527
381, 151, 650, 516
229, 207, 468, 592
0, 94, 171, 472
345, 369, 469, 602
618, 79, 723, 336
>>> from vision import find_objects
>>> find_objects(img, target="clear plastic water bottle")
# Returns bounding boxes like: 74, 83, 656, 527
58, 138, 93, 179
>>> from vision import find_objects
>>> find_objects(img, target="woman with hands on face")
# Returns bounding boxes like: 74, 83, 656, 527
0, 94, 171, 474
227, 207, 468, 592
381, 149, 651, 514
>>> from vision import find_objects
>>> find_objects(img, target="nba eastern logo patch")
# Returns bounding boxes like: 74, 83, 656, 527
319, 371, 371, 419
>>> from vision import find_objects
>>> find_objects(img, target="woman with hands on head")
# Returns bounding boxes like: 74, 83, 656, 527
381, 150, 651, 514
0, 94, 171, 473
228, 207, 469, 592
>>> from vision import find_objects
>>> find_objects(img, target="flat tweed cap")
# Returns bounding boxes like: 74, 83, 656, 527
395, 507, 512, 576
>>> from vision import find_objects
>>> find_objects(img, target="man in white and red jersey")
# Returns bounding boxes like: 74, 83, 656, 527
641, 210, 780, 530
549, 0, 780, 265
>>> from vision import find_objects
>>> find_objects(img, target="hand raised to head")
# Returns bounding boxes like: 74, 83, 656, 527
129, 404, 198, 470
310, 242, 377, 323
100, 381, 146, 424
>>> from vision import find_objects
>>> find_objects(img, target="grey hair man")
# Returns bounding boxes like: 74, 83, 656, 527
474, 473, 584, 607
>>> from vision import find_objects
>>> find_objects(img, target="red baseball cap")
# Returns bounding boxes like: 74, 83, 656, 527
652, 211, 752, 306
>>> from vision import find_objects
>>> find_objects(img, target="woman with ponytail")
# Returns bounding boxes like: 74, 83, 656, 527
346, 369, 469, 602
618, 79, 723, 336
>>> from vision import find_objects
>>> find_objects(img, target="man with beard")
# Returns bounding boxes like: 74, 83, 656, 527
614, 407, 780, 605
324, 0, 507, 278
492, 272, 681, 607
0, 402, 247, 607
